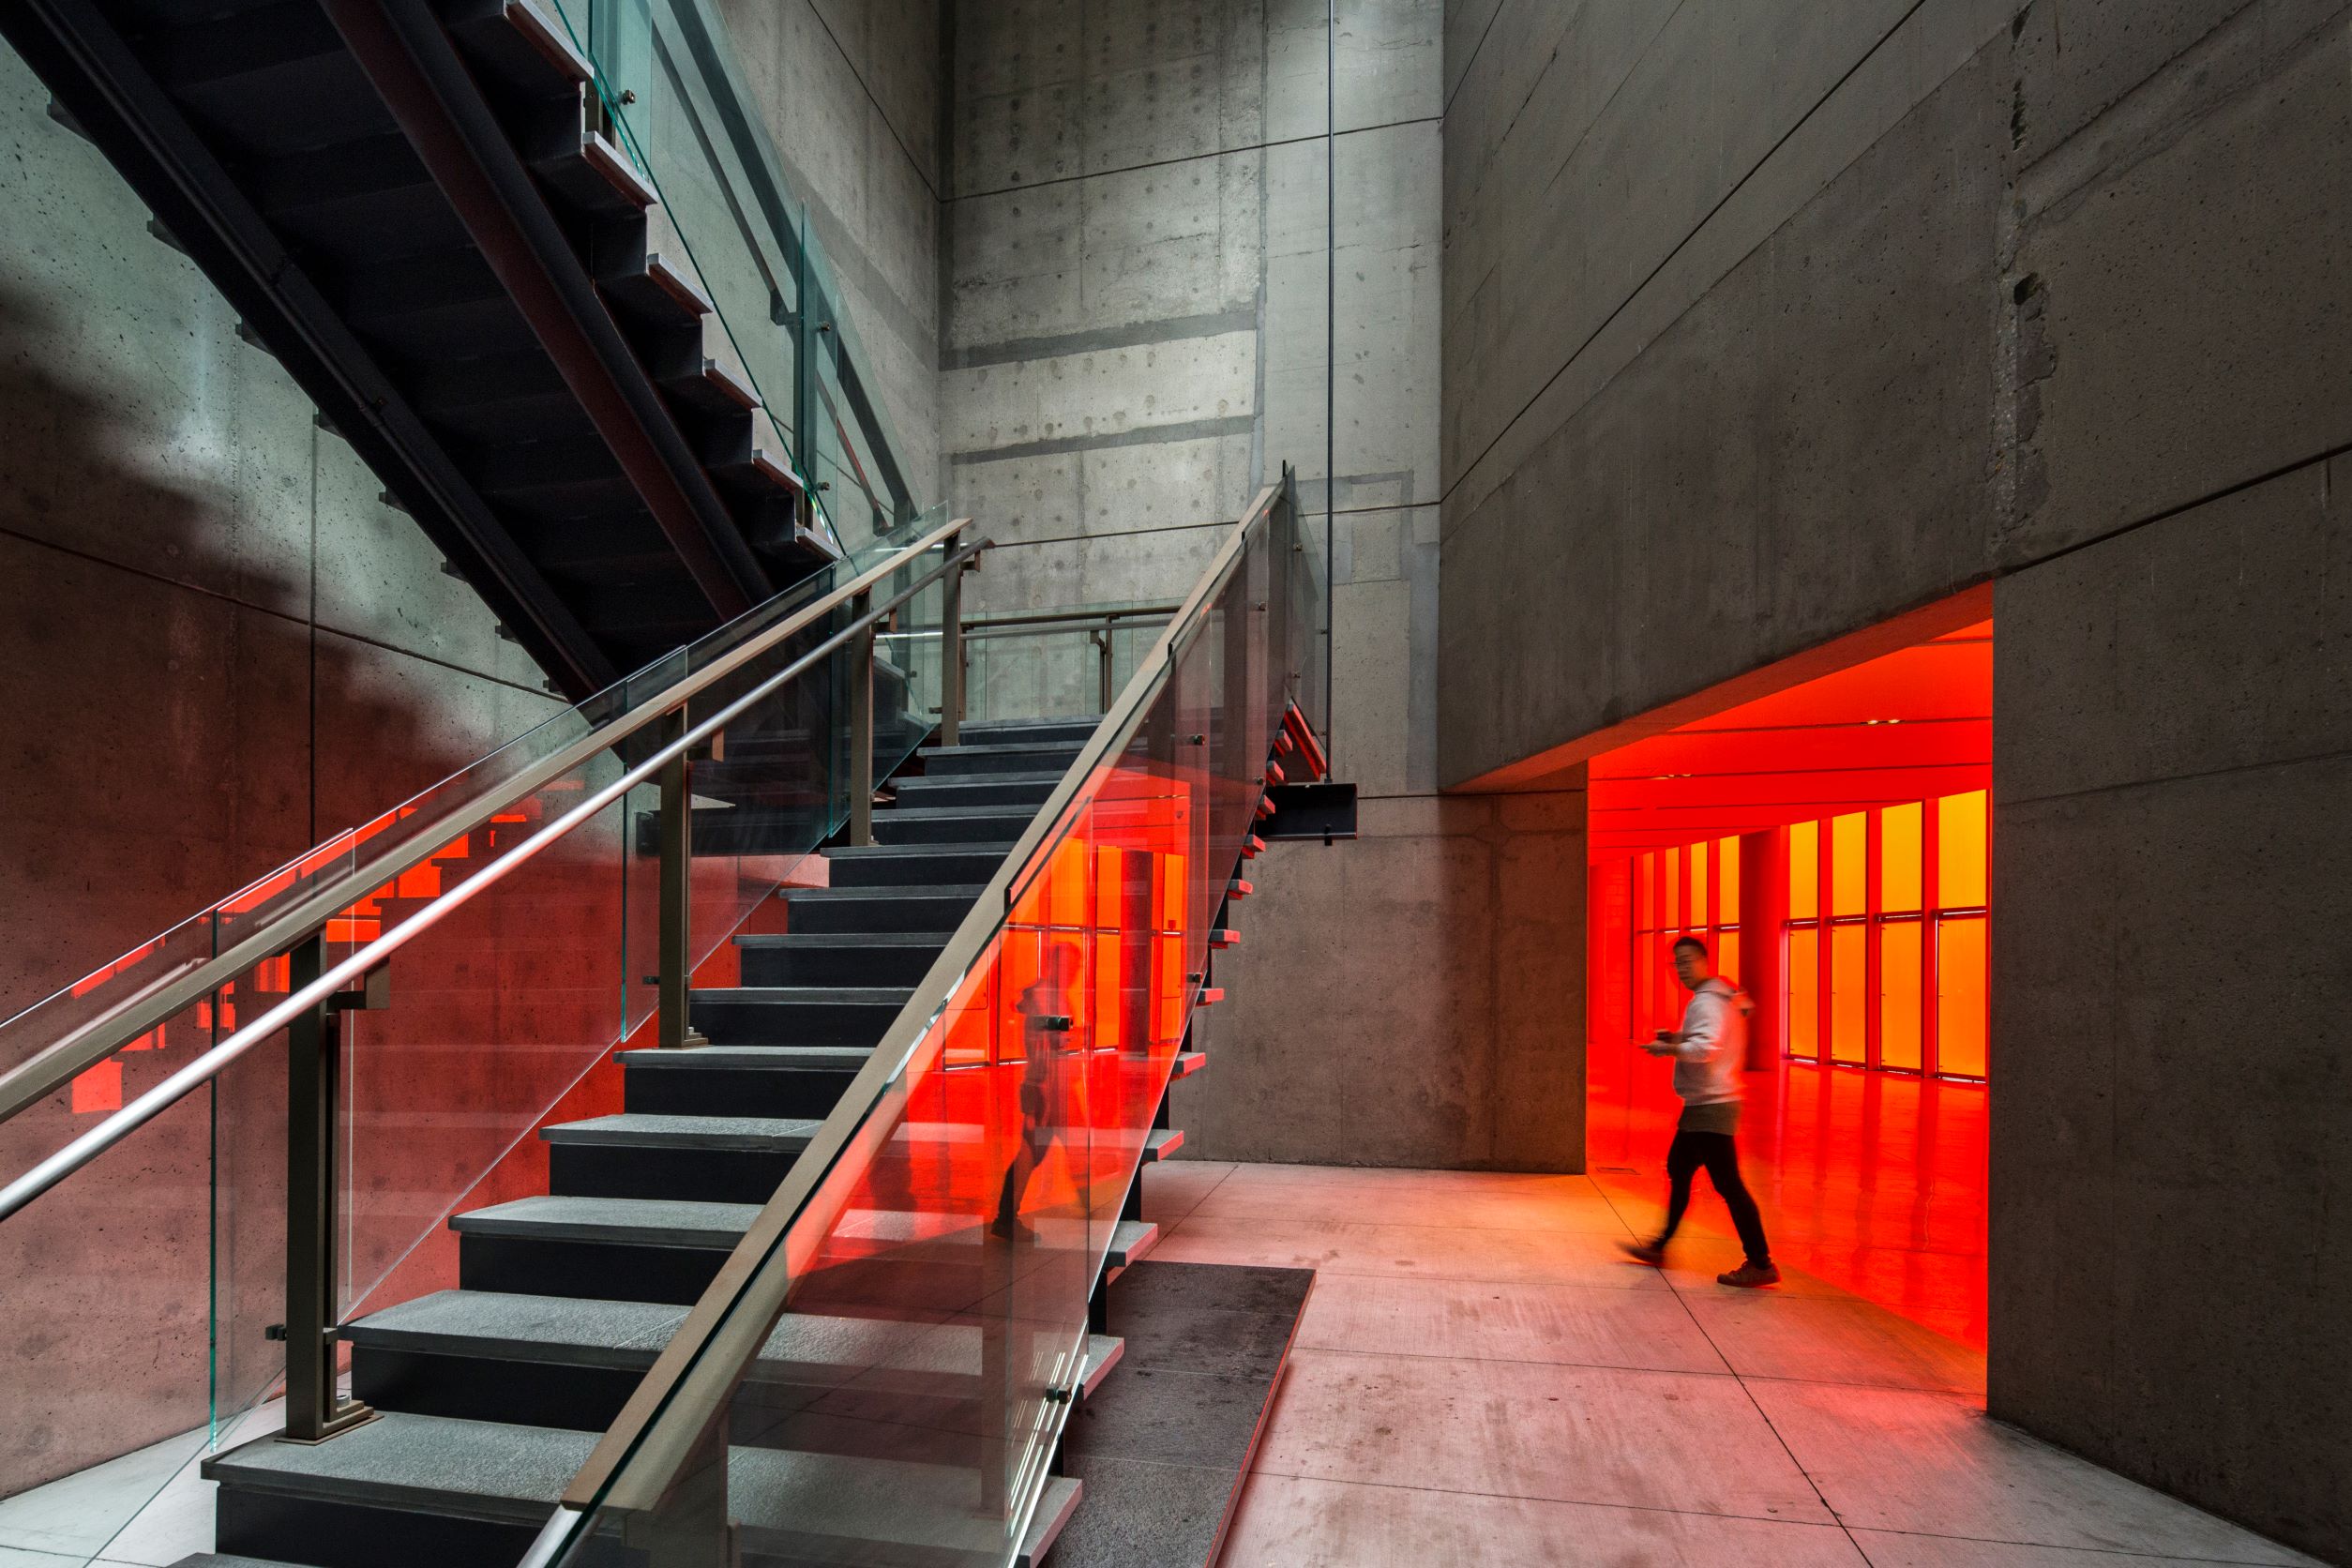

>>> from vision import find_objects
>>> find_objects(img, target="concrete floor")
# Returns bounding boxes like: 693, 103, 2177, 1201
1144, 1161, 2321, 1568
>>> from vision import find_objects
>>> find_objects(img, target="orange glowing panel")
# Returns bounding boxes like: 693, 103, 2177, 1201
1787, 928, 1819, 1059
1831, 813, 1867, 917
1938, 916, 1989, 1076
1789, 822, 1818, 920
1635, 852, 1654, 932
1830, 924, 1866, 1064
1881, 802, 1922, 913
1717, 837, 1740, 919
1880, 920, 1923, 1070
71, 1059, 122, 1113
1689, 839, 1711, 927
1717, 929, 1741, 993
1661, 846, 1681, 930
1938, 792, 1987, 908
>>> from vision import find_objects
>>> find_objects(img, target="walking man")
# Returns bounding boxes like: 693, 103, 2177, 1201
1619, 935, 1779, 1287
991, 941, 1082, 1244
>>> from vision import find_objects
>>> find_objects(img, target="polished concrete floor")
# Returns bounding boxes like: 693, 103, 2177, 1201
1591, 1055, 1990, 1346
1145, 1160, 2320, 1568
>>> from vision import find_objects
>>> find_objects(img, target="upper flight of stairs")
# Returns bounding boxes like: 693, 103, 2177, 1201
194, 715, 1133, 1568
10, 0, 832, 691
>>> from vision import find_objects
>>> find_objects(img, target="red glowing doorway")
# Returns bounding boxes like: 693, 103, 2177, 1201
1585, 611, 1992, 1347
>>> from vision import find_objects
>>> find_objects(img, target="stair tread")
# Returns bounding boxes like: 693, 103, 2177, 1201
203, 1411, 590, 1525
1107, 1218, 1158, 1268
204, 1411, 1028, 1550
1142, 1127, 1185, 1162
1081, 1333, 1123, 1396
880, 803, 1035, 819
734, 931, 953, 949
345, 1289, 988, 1381
826, 842, 1015, 859
540, 1112, 822, 1150
616, 1045, 872, 1070
1021, 1475, 1084, 1568
785, 882, 988, 898
450, 1194, 759, 1247
693, 985, 915, 1003
919, 740, 1085, 759
897, 769, 1068, 788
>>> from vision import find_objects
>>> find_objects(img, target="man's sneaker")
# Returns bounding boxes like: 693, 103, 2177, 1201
1717, 1261, 1781, 1288
1618, 1238, 1666, 1267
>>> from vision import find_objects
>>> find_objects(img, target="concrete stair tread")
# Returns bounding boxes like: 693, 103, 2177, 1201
918, 740, 1084, 760
784, 882, 987, 899
880, 803, 1036, 820
1021, 1475, 1084, 1568
1170, 1049, 1208, 1078
450, 1194, 759, 1248
827, 842, 1016, 859
344, 1289, 684, 1367
202, 1411, 590, 1526
692, 985, 917, 1003
344, 1289, 994, 1382
735, 931, 953, 949
540, 1112, 822, 1151
1081, 1333, 1123, 1397
1142, 1127, 1184, 1162
1106, 1219, 1158, 1269
204, 1411, 1055, 1552
616, 1045, 873, 1070
897, 769, 1067, 788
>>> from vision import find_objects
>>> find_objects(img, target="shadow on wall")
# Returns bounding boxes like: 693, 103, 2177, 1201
0, 274, 614, 1502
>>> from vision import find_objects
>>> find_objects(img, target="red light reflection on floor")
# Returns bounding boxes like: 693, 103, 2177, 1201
1589, 1044, 1987, 1347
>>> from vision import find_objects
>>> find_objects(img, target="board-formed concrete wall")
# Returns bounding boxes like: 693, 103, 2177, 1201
716, 0, 947, 501
938, 0, 1581, 1172
1438, 0, 2352, 1557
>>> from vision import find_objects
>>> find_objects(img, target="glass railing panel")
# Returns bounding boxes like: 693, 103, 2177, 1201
0, 522, 964, 1560
540, 0, 927, 563
546, 505, 1287, 1568
963, 611, 1172, 727
0, 969, 282, 1567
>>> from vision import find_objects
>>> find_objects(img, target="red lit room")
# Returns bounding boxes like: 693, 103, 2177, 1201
1586, 612, 1992, 1346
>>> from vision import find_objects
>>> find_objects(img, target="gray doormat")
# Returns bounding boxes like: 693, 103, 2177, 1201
1045, 1260, 1316, 1568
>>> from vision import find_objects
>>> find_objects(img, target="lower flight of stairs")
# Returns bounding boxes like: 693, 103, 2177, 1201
190, 715, 1145, 1568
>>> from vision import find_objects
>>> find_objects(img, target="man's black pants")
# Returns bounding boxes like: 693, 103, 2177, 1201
1659, 1129, 1772, 1267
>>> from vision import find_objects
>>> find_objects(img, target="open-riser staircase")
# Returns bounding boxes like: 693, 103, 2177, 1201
183, 713, 1209, 1568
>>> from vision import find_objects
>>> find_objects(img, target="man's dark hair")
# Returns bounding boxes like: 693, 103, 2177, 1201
1671, 935, 1710, 958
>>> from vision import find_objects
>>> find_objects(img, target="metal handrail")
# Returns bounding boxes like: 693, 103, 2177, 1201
0, 517, 972, 1136
532, 483, 1286, 1551
957, 602, 1182, 634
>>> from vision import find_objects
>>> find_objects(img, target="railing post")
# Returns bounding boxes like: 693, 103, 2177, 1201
849, 589, 875, 847
281, 932, 375, 1444
1094, 626, 1114, 714
940, 554, 966, 747
658, 708, 703, 1051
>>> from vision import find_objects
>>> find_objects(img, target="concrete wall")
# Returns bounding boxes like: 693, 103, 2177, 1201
716, 0, 947, 503
937, 1, 1576, 1170
1437, 0, 2352, 1556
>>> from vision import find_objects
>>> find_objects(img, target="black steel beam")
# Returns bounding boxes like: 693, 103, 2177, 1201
0, 0, 618, 699
324, 0, 774, 625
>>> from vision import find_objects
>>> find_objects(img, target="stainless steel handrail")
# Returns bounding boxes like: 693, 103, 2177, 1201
539, 483, 1285, 1540
0, 518, 972, 1143
957, 602, 1181, 634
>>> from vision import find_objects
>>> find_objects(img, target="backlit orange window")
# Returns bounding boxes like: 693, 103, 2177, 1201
1779, 791, 1990, 1080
